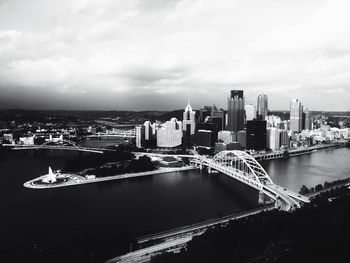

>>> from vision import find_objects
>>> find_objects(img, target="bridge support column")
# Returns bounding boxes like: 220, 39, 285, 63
199, 163, 203, 170
258, 190, 265, 205
207, 166, 212, 174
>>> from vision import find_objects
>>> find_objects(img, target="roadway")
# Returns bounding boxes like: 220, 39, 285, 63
106, 204, 275, 263
105, 236, 192, 263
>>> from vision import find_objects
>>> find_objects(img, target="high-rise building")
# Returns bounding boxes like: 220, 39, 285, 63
218, 130, 235, 144
266, 115, 282, 128
245, 104, 256, 122
197, 122, 219, 143
237, 130, 247, 149
199, 105, 213, 122
246, 120, 267, 151
290, 99, 303, 132
182, 100, 196, 146
157, 118, 183, 148
227, 90, 244, 132
211, 109, 226, 130
280, 130, 289, 147
304, 108, 312, 130
196, 130, 215, 148
142, 121, 157, 147
135, 126, 142, 148
257, 94, 268, 120
267, 127, 280, 151
144, 121, 152, 141
183, 100, 196, 135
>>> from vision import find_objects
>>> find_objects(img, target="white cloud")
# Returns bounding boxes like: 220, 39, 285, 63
0, 0, 349, 110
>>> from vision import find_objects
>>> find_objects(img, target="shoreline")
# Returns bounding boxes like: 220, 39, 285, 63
23, 143, 348, 190
23, 166, 197, 189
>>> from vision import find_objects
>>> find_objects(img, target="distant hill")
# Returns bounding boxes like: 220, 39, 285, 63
152, 109, 184, 122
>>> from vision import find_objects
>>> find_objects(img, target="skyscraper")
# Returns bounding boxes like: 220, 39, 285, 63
257, 94, 268, 120
267, 127, 280, 151
290, 99, 303, 132
211, 109, 226, 130
157, 118, 183, 148
246, 120, 267, 151
245, 104, 256, 122
135, 126, 142, 148
227, 90, 244, 132
280, 130, 289, 148
304, 108, 312, 130
182, 100, 196, 135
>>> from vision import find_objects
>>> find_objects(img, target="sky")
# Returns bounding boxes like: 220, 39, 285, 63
0, 0, 350, 111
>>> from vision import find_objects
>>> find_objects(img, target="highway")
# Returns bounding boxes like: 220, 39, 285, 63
106, 204, 275, 263
106, 236, 192, 263
138, 204, 275, 244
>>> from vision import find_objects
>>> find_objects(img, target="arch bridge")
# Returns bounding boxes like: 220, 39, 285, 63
191, 150, 310, 211
12, 139, 107, 154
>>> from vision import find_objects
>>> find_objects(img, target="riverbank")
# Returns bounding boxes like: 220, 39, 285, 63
252, 141, 347, 161
149, 182, 350, 263
23, 166, 196, 189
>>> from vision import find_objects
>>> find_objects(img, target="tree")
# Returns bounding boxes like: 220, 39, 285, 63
315, 184, 323, 192
299, 185, 310, 195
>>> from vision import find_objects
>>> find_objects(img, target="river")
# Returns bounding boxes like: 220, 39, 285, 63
0, 147, 349, 262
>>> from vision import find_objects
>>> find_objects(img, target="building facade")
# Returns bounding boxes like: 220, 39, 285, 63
157, 118, 183, 148
218, 130, 235, 144
182, 101, 196, 135
227, 90, 245, 132
257, 94, 268, 120
246, 120, 267, 151
245, 104, 256, 122
267, 127, 280, 151
304, 108, 312, 130
290, 98, 303, 132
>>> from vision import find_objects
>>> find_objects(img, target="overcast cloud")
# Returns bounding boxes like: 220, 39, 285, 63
0, 0, 350, 110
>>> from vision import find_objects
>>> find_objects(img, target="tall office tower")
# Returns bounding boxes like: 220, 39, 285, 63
267, 127, 281, 151
211, 109, 226, 130
199, 105, 213, 122
144, 121, 152, 141
227, 90, 244, 132
157, 118, 183, 148
183, 100, 196, 135
290, 99, 303, 132
135, 126, 142, 148
257, 94, 268, 120
182, 100, 196, 146
304, 108, 312, 130
196, 130, 215, 148
280, 130, 289, 147
246, 120, 267, 151
237, 130, 247, 149
245, 104, 256, 122
142, 121, 157, 147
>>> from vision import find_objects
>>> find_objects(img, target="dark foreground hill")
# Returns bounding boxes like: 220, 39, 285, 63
152, 186, 350, 263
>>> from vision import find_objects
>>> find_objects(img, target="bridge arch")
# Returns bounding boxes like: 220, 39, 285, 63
211, 150, 273, 187
196, 150, 309, 211
41, 139, 80, 148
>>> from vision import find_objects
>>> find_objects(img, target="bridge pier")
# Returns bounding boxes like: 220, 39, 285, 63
258, 190, 266, 205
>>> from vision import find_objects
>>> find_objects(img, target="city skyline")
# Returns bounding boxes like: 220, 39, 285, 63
0, 0, 350, 111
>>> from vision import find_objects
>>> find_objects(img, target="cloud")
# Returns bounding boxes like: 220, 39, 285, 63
0, 0, 349, 110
